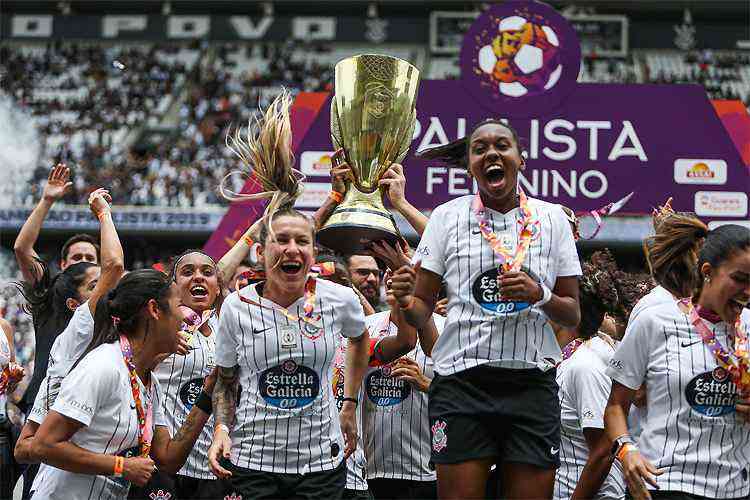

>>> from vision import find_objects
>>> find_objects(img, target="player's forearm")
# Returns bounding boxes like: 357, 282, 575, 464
14, 198, 53, 280
344, 332, 370, 399
402, 297, 433, 330
33, 438, 118, 475
374, 308, 417, 364
97, 212, 125, 282
212, 367, 238, 429
540, 294, 580, 329
571, 439, 613, 499
416, 316, 439, 357
392, 199, 428, 237
153, 408, 211, 473
217, 221, 261, 285
312, 196, 339, 230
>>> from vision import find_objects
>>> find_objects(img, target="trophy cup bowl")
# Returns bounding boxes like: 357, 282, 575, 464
316, 54, 420, 255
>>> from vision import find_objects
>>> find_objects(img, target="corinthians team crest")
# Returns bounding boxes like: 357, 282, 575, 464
460, 1, 581, 117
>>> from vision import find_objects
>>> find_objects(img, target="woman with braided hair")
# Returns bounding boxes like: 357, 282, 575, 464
554, 250, 625, 500
207, 90, 370, 500
390, 119, 581, 499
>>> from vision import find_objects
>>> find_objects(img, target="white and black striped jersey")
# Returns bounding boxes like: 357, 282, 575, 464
554, 334, 621, 500
607, 302, 750, 498
362, 311, 444, 482
215, 278, 366, 474
0, 330, 10, 421
153, 315, 218, 480
28, 301, 94, 425
415, 195, 581, 375
331, 332, 368, 491
32, 342, 166, 500
629, 285, 675, 322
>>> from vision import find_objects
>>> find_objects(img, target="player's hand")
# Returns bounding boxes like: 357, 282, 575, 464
43, 163, 73, 202
123, 456, 155, 487
378, 163, 407, 209
391, 357, 431, 393
330, 149, 352, 196
367, 239, 410, 272
435, 298, 448, 316
390, 261, 421, 309
339, 402, 358, 459
87, 188, 112, 219
498, 271, 542, 303
620, 449, 663, 500
208, 427, 233, 479
203, 367, 218, 395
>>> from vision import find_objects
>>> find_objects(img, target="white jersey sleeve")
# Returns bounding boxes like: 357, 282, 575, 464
567, 356, 610, 430
215, 292, 241, 368
52, 348, 116, 426
338, 287, 366, 339
606, 312, 653, 390
152, 378, 166, 428
414, 203, 448, 277
552, 205, 582, 277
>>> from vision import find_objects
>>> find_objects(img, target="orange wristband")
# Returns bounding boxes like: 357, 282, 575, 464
243, 234, 254, 247
97, 211, 110, 222
616, 443, 637, 462
329, 191, 343, 204
113, 456, 124, 478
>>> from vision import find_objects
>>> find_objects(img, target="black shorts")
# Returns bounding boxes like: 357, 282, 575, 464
225, 458, 346, 500
428, 365, 560, 469
368, 478, 437, 500
128, 471, 229, 499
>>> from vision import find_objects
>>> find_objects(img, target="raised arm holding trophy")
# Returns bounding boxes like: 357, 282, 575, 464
317, 54, 421, 254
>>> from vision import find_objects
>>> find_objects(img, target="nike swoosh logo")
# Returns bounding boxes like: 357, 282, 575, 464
550, 447, 559, 455
471, 229, 481, 235
681, 340, 702, 348
253, 327, 271, 334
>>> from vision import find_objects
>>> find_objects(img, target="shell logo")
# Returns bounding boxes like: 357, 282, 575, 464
687, 162, 715, 178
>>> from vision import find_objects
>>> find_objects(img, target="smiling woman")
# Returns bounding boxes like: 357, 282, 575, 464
605, 224, 750, 500
394, 118, 582, 499
207, 90, 370, 500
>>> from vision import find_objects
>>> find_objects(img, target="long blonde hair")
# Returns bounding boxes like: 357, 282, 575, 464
221, 89, 306, 240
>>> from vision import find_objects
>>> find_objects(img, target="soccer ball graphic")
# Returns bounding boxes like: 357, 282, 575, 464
477, 15, 562, 97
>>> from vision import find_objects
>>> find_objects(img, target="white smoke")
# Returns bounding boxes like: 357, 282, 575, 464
0, 93, 42, 206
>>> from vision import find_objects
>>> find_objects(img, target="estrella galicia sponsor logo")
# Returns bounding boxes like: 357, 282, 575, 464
471, 267, 540, 315
365, 365, 411, 406
685, 367, 738, 417
259, 359, 320, 409
179, 377, 205, 411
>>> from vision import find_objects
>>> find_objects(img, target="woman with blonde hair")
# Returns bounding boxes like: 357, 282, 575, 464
208, 90, 370, 500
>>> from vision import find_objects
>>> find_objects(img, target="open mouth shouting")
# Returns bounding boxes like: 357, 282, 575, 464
279, 260, 305, 277
190, 284, 209, 302
484, 163, 506, 189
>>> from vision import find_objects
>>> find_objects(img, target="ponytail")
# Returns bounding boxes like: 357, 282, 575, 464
643, 212, 708, 298
15, 259, 97, 334
75, 269, 171, 368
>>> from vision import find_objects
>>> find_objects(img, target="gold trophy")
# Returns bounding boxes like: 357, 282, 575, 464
317, 54, 421, 254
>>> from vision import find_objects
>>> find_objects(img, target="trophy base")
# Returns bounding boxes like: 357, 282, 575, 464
317, 223, 401, 255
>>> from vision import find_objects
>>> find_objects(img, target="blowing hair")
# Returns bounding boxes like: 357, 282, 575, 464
415, 118, 522, 169
16, 259, 97, 335
643, 210, 708, 298
222, 89, 305, 243
693, 224, 750, 301
578, 250, 620, 339
77, 269, 172, 367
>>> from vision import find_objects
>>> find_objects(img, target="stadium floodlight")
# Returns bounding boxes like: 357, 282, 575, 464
262, 2, 274, 17
162, 1, 172, 16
